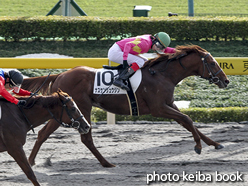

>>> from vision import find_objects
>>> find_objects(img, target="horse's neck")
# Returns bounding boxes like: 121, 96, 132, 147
23, 100, 59, 129
24, 107, 52, 129
154, 55, 200, 85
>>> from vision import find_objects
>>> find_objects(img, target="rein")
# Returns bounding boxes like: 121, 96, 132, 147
46, 97, 83, 130
18, 72, 52, 133
200, 53, 222, 84
25, 72, 51, 107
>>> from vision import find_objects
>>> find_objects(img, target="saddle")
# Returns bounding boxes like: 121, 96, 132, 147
103, 64, 123, 70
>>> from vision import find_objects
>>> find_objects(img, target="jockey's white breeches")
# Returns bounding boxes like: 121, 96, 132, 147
107, 43, 147, 68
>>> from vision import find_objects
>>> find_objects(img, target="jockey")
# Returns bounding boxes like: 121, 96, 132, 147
0, 69, 32, 106
108, 32, 176, 91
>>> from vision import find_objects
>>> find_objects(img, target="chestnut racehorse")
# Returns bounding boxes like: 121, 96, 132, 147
0, 90, 90, 186
22, 45, 229, 168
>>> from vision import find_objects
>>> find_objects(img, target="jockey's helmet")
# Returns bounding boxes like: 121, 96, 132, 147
8, 70, 23, 89
154, 32, 171, 49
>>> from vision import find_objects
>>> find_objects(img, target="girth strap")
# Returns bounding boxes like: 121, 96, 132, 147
126, 79, 139, 116
18, 107, 35, 133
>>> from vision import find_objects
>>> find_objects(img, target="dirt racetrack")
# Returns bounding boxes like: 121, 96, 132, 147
0, 121, 248, 186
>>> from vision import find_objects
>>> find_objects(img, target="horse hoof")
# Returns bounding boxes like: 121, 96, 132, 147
102, 162, 116, 168
194, 146, 201, 154
215, 144, 224, 150
28, 159, 35, 166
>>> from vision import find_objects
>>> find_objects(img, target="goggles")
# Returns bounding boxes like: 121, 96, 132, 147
154, 41, 165, 54
9, 79, 21, 93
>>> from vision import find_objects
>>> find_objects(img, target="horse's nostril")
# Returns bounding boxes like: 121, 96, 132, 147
225, 80, 230, 84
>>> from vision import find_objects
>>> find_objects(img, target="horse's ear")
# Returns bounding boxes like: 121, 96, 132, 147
57, 88, 70, 99
57, 88, 65, 96
57, 88, 62, 93
56, 88, 64, 98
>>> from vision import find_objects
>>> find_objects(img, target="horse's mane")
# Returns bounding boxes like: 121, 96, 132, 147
22, 74, 59, 95
21, 92, 62, 109
142, 44, 208, 68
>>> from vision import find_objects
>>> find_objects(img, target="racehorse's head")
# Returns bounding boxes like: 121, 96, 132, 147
199, 53, 229, 88
143, 45, 229, 88
57, 89, 91, 134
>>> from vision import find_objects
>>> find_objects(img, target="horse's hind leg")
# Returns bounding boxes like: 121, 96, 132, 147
80, 129, 115, 167
28, 120, 60, 166
7, 145, 40, 186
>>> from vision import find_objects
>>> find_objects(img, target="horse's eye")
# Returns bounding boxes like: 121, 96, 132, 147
211, 62, 216, 66
71, 107, 76, 112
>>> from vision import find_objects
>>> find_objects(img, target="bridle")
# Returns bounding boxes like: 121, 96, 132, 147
200, 53, 222, 84
18, 95, 84, 133
46, 97, 84, 130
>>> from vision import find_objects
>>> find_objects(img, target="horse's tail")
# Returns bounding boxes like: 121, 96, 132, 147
22, 74, 59, 95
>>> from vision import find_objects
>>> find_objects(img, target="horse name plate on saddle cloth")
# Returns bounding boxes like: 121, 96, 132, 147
93, 68, 142, 116
93, 69, 141, 94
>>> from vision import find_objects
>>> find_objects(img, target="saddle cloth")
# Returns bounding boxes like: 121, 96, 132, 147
93, 68, 142, 95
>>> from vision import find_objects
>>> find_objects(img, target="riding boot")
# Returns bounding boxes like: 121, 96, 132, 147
113, 67, 135, 91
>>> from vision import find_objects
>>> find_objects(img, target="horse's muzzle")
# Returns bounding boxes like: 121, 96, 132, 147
78, 120, 91, 134
217, 78, 230, 88
78, 125, 90, 134
71, 115, 91, 134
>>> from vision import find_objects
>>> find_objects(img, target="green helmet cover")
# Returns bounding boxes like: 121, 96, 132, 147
154, 32, 171, 48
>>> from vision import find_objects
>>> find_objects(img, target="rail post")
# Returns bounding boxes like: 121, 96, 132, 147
107, 59, 116, 124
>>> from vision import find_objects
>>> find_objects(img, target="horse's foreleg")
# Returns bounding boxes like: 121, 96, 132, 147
81, 129, 115, 167
177, 117, 202, 154
171, 103, 224, 150
194, 127, 224, 149
154, 104, 202, 154
28, 120, 60, 166
7, 145, 40, 186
